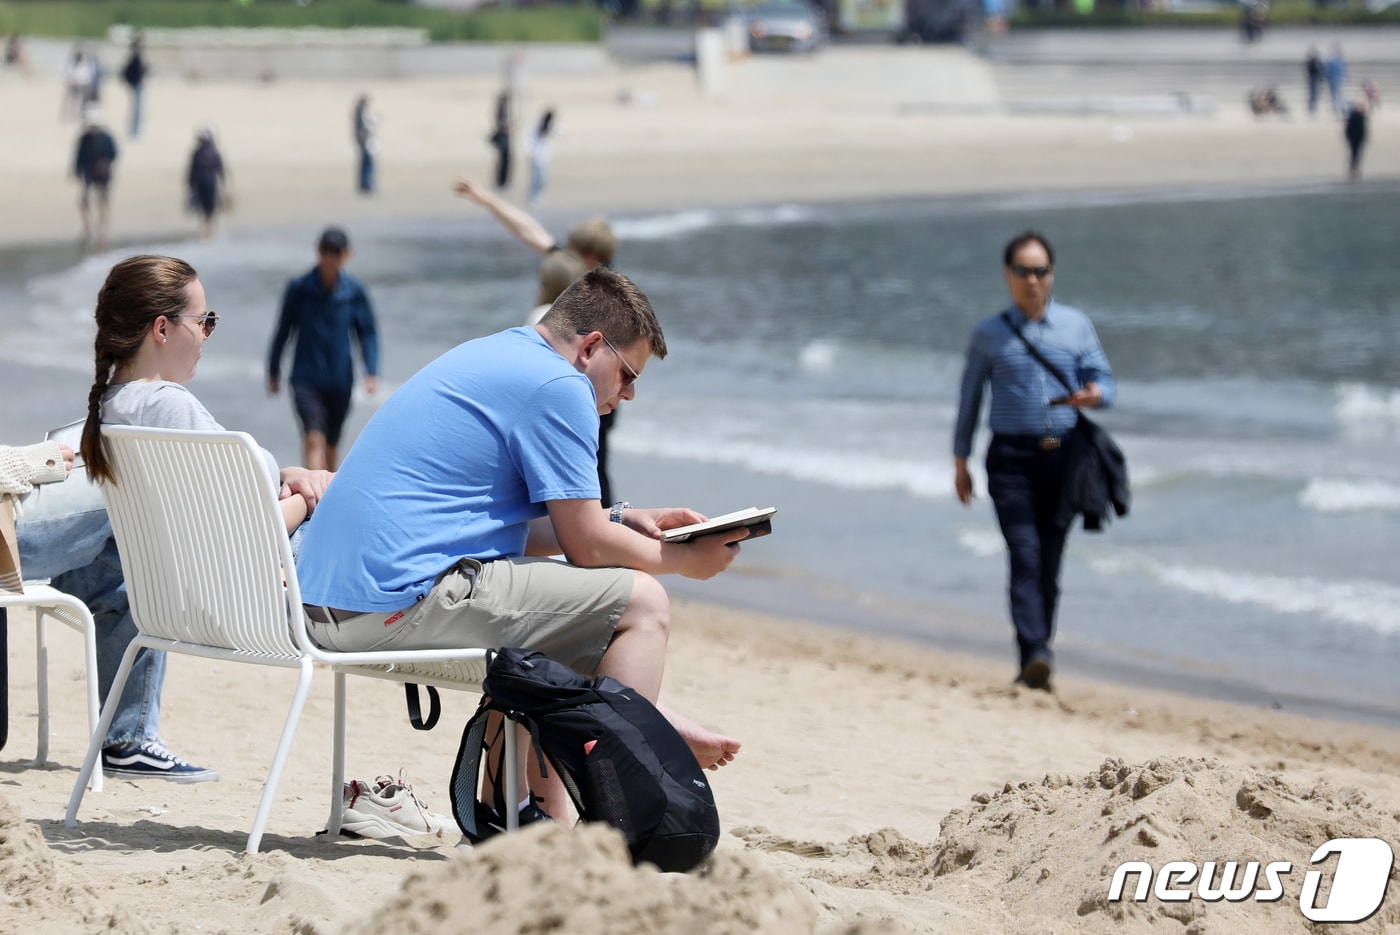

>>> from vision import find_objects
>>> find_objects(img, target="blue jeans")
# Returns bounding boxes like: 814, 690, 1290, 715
16, 471, 164, 747
358, 146, 374, 193
986, 435, 1072, 672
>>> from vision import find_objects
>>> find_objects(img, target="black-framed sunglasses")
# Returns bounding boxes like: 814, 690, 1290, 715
1010, 265, 1053, 280
171, 311, 218, 337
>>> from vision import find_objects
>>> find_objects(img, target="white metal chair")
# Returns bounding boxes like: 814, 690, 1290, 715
0, 581, 103, 791
65, 425, 515, 853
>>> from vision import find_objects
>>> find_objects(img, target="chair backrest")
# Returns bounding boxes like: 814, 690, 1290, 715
99, 425, 304, 658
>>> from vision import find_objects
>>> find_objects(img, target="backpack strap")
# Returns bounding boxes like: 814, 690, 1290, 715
449, 699, 495, 841
403, 682, 440, 731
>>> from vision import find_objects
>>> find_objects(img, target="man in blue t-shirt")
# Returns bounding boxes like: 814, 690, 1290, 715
267, 226, 379, 471
295, 268, 744, 822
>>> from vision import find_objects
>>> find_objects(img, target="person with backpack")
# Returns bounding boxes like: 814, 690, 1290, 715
294, 267, 743, 824
73, 106, 117, 248
120, 34, 148, 138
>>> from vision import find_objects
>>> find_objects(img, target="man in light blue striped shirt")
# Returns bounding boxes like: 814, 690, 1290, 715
953, 231, 1116, 691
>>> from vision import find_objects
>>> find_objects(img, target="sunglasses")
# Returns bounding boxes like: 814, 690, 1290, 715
171, 311, 218, 337
1010, 265, 1053, 280
577, 330, 639, 387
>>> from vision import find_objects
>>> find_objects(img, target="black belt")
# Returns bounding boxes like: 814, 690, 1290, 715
996, 433, 1067, 451
304, 605, 367, 625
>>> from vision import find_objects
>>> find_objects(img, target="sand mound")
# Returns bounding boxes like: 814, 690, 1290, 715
350, 821, 819, 935
804, 756, 1400, 934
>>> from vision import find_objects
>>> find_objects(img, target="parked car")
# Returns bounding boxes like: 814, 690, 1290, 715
747, 1, 827, 54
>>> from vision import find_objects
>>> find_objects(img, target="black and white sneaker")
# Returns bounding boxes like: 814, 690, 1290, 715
101, 740, 219, 783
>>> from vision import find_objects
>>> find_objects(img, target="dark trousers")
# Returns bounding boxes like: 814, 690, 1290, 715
986, 434, 1072, 671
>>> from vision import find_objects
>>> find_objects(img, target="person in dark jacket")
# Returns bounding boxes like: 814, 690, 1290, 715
186, 127, 227, 240
267, 226, 380, 471
120, 34, 147, 138
952, 231, 1116, 692
73, 106, 117, 248
1344, 100, 1369, 180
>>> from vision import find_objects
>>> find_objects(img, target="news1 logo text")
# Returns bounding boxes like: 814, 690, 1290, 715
1108, 837, 1394, 923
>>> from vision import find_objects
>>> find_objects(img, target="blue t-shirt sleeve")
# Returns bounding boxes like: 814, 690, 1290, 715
507, 375, 601, 503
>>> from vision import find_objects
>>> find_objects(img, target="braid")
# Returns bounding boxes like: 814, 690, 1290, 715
81, 352, 115, 484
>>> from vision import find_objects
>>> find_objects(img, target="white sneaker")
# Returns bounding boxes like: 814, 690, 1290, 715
337, 772, 454, 839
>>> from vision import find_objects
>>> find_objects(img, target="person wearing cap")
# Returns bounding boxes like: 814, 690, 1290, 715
72, 105, 117, 248
186, 127, 227, 240
267, 227, 380, 472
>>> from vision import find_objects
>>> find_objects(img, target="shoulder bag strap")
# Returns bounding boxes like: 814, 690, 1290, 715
1003, 311, 1076, 395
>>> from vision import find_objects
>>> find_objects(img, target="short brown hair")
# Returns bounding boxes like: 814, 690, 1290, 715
536, 249, 588, 306
540, 267, 666, 359
565, 218, 616, 268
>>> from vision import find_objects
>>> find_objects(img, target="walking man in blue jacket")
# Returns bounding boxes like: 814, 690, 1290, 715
952, 231, 1116, 692
267, 226, 380, 471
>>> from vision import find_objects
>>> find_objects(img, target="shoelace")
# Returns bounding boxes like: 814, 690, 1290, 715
140, 739, 192, 767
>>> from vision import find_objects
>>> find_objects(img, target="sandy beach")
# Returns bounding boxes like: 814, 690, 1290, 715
4, 32, 1400, 934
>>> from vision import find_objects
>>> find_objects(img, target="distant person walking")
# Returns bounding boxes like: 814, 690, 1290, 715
953, 231, 1116, 692
527, 108, 555, 206
61, 47, 93, 121
120, 34, 148, 138
1305, 47, 1323, 116
186, 127, 227, 240
5, 33, 30, 76
1344, 101, 1368, 180
1325, 44, 1347, 116
353, 93, 376, 195
489, 91, 513, 190
267, 226, 380, 472
73, 106, 117, 249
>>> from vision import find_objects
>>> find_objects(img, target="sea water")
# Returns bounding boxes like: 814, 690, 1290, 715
3, 182, 1399, 725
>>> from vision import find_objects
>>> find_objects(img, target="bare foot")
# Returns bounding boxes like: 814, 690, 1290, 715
658, 703, 741, 771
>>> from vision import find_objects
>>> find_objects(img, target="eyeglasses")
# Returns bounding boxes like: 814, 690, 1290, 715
577, 330, 639, 387
1010, 265, 1053, 280
171, 311, 218, 337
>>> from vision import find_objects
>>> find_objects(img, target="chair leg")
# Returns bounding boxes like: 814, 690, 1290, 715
67, 638, 143, 827
244, 657, 315, 854
326, 670, 347, 838
77, 604, 102, 793
31, 611, 49, 768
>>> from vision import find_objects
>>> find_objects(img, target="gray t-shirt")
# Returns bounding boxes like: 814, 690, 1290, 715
102, 381, 280, 492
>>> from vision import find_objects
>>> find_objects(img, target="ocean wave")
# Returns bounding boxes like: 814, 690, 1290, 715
1299, 478, 1400, 513
1089, 553, 1400, 635
1335, 382, 1400, 431
610, 431, 946, 499
612, 204, 809, 241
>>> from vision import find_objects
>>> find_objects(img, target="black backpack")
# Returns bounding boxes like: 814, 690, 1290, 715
446, 648, 721, 873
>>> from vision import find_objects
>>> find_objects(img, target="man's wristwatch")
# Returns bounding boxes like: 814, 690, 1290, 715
609, 500, 631, 523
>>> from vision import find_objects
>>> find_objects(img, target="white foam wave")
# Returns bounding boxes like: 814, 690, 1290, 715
612, 204, 808, 241
1299, 479, 1400, 513
611, 430, 946, 499
1090, 553, 1400, 635
957, 527, 1004, 558
1335, 383, 1400, 432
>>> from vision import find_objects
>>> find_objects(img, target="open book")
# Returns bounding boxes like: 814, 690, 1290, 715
661, 506, 776, 544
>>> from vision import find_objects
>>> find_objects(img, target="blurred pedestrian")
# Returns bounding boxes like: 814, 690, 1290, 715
267, 227, 380, 472
489, 91, 513, 190
121, 34, 148, 138
353, 93, 376, 195
5, 33, 30, 76
527, 108, 555, 206
1325, 44, 1347, 116
73, 105, 117, 249
61, 46, 92, 121
186, 127, 227, 240
1344, 100, 1368, 181
1305, 47, 1323, 116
